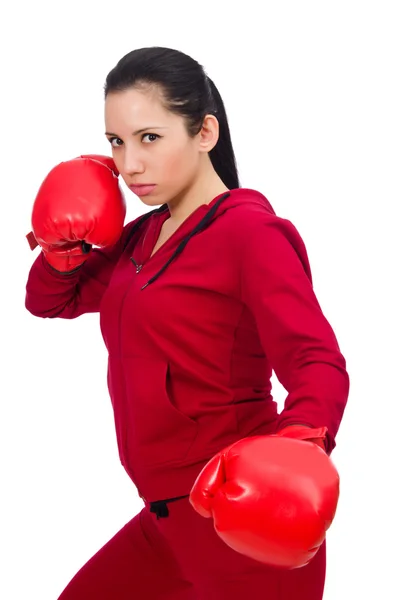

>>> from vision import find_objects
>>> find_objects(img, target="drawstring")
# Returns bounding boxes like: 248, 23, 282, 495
141, 192, 231, 290
149, 494, 190, 519
122, 204, 168, 252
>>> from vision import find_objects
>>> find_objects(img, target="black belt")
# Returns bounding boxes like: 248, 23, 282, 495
149, 494, 190, 519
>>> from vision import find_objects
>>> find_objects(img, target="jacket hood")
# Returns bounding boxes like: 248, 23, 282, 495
125, 188, 276, 289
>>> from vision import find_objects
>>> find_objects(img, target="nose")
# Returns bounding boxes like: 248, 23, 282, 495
121, 144, 145, 177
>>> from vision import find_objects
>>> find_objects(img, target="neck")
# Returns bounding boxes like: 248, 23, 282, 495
166, 164, 229, 225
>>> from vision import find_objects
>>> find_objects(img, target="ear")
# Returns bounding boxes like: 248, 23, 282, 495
198, 114, 220, 153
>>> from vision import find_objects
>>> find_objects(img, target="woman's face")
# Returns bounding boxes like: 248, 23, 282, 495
104, 87, 204, 207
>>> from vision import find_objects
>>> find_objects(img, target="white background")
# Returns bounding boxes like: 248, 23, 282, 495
1, 1, 396, 598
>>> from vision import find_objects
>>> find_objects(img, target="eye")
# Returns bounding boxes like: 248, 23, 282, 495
142, 133, 160, 143
108, 137, 123, 148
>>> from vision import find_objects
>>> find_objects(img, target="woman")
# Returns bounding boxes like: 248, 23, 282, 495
25, 46, 349, 599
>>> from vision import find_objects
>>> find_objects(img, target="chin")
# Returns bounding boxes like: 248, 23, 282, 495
129, 190, 166, 208
138, 197, 168, 208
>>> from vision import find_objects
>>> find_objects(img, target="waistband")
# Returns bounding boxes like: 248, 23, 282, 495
149, 494, 190, 519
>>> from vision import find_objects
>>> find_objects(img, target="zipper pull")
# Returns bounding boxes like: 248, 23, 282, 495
130, 257, 143, 273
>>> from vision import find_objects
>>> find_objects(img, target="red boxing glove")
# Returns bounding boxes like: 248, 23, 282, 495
189, 428, 339, 569
27, 154, 126, 272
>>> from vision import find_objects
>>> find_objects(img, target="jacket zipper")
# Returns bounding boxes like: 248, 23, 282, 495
117, 277, 137, 483
130, 257, 143, 273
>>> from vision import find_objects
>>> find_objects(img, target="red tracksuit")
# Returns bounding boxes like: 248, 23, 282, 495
25, 188, 349, 599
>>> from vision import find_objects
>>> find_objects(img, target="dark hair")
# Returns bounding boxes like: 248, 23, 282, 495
104, 47, 240, 190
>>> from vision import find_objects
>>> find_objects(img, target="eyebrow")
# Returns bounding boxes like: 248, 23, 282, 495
105, 127, 169, 136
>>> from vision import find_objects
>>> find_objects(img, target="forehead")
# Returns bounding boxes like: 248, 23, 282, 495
105, 88, 173, 129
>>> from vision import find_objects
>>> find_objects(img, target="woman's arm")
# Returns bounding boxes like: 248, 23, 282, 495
25, 218, 140, 320
240, 211, 349, 453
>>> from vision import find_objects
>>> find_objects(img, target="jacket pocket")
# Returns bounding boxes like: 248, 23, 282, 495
122, 356, 198, 468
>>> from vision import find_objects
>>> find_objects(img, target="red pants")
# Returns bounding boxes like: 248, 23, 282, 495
58, 496, 326, 599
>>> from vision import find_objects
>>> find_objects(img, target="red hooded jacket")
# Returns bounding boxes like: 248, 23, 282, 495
25, 188, 349, 502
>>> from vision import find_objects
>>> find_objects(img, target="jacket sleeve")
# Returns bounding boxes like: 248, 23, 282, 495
25, 218, 140, 319
239, 211, 349, 452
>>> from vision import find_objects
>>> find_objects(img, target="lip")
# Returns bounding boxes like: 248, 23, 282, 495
129, 184, 156, 196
